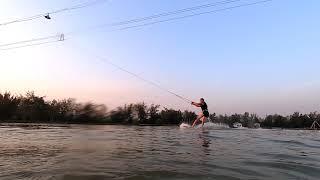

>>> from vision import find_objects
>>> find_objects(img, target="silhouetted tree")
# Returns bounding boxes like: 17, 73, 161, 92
110, 104, 134, 124
183, 110, 197, 124
160, 108, 182, 124
273, 115, 287, 128
289, 112, 303, 128
49, 99, 76, 122
229, 114, 241, 127
133, 103, 148, 124
74, 103, 107, 123
0, 92, 20, 121
16, 92, 51, 122
147, 104, 161, 124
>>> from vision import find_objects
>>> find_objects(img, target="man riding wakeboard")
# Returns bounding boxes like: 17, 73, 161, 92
191, 98, 209, 128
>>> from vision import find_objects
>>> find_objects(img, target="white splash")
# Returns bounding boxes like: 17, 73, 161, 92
179, 123, 191, 128
179, 122, 229, 129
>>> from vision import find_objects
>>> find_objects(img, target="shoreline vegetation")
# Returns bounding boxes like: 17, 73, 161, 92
0, 91, 319, 129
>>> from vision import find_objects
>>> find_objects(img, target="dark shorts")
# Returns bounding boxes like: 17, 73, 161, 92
203, 111, 209, 118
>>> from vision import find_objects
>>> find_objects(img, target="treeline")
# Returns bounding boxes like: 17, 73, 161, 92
210, 112, 320, 129
0, 92, 319, 128
0, 92, 192, 125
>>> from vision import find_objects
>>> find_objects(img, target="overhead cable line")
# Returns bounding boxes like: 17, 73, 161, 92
65, 0, 246, 36
0, 0, 108, 27
0, 35, 60, 47
0, 0, 242, 48
101, 0, 242, 27
0, 0, 273, 51
0, 39, 65, 51
108, 0, 272, 32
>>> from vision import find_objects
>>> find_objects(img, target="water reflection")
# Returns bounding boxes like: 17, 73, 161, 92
199, 130, 211, 156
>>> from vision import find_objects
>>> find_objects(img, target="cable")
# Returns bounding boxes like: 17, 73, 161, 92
0, 35, 60, 47
0, 39, 65, 51
49, 0, 107, 14
76, 46, 192, 104
0, 0, 242, 48
0, 0, 273, 51
109, 0, 272, 32
0, 0, 247, 47
0, 0, 108, 26
65, 0, 244, 36
101, 0, 242, 27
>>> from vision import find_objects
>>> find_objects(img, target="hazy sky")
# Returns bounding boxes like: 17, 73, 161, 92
0, 0, 319, 115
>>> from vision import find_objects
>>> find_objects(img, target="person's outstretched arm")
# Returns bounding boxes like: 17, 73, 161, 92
191, 102, 201, 107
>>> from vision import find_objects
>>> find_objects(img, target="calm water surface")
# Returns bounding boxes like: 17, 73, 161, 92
0, 124, 319, 180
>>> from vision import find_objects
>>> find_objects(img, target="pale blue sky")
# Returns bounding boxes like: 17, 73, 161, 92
0, 0, 319, 115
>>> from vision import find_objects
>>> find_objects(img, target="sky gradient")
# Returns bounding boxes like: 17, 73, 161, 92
1, 0, 319, 115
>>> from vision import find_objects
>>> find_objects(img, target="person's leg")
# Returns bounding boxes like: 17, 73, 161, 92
201, 117, 207, 127
192, 114, 204, 127
192, 117, 200, 127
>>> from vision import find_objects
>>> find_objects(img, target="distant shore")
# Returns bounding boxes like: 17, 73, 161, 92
0, 122, 177, 127
0, 122, 319, 131
1, 91, 319, 129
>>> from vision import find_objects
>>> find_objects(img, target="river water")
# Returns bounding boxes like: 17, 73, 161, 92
0, 124, 319, 180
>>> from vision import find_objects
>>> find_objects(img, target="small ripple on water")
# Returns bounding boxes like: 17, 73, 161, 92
269, 139, 320, 149
245, 161, 320, 179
